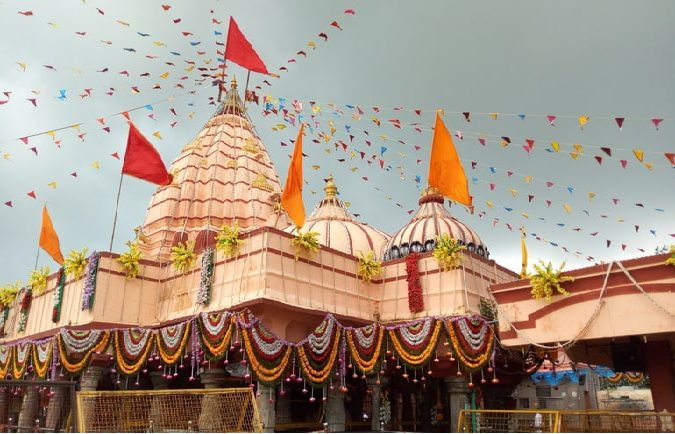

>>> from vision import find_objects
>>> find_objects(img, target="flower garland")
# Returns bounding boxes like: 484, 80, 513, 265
379, 390, 392, 429
156, 321, 191, 367
405, 253, 424, 313
529, 260, 574, 302
52, 268, 66, 323
0, 305, 9, 338
32, 338, 52, 379
239, 310, 292, 386
215, 221, 244, 258
196, 311, 234, 361
81, 250, 100, 311
196, 247, 213, 305
444, 317, 494, 372
11, 341, 31, 379
291, 230, 321, 261
171, 240, 197, 275
117, 241, 142, 280
64, 247, 89, 280
0, 346, 10, 378
28, 266, 50, 296
388, 318, 442, 367
296, 314, 342, 386
16, 287, 32, 334
58, 329, 110, 375
345, 323, 384, 374
113, 328, 154, 377
432, 234, 466, 272
356, 250, 382, 283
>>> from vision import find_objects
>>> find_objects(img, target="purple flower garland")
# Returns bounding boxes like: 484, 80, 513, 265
81, 251, 100, 311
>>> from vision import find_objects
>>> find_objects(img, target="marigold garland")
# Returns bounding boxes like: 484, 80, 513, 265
58, 330, 110, 375
405, 253, 424, 313
113, 328, 154, 377
11, 341, 31, 379
296, 315, 342, 386
32, 338, 53, 379
156, 321, 191, 367
444, 317, 494, 371
63, 247, 89, 280
388, 318, 441, 367
345, 324, 384, 374
52, 268, 66, 323
239, 310, 292, 385
28, 266, 50, 296
0, 345, 10, 378
196, 311, 234, 360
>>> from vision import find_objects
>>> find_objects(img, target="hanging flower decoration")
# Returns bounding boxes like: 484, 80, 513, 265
64, 247, 89, 280
405, 252, 424, 313
11, 341, 31, 380
345, 323, 384, 375
171, 240, 197, 275
117, 241, 142, 280
32, 338, 53, 379
52, 268, 66, 323
444, 316, 495, 372
156, 320, 191, 367
0, 346, 11, 378
432, 234, 466, 272
0, 281, 21, 307
356, 250, 382, 283
379, 390, 391, 430
113, 328, 154, 377
58, 329, 110, 376
239, 309, 293, 386
28, 266, 50, 296
81, 251, 100, 311
0, 305, 8, 338
665, 245, 675, 266
196, 311, 235, 361
388, 318, 442, 367
291, 230, 321, 261
215, 221, 244, 259
296, 314, 342, 386
197, 247, 213, 305
529, 260, 574, 302
17, 287, 33, 334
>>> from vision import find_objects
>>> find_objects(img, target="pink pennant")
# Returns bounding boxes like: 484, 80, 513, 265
507, 171, 513, 177
463, 112, 470, 122
414, 109, 421, 116
621, 244, 626, 251
528, 195, 534, 202
601, 147, 612, 157
471, 162, 477, 169
30, 147, 38, 155
111, 152, 120, 159
606, 240, 611, 248
20, 137, 28, 144
615, 117, 624, 130
546, 181, 553, 189
4, 201, 12, 207
651, 118, 663, 130
620, 159, 628, 169
547, 115, 556, 126
102, 127, 111, 133
525, 139, 534, 149
522, 145, 531, 154
612, 198, 619, 204
27, 191, 36, 199
71, 172, 78, 177
489, 183, 496, 190
546, 200, 552, 207
634, 225, 639, 233
478, 137, 486, 146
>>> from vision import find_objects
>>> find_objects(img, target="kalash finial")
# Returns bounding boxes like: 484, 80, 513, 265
323, 174, 338, 198
231, 75, 238, 89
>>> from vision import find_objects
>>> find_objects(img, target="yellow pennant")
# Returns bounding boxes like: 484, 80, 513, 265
579, 116, 589, 129
633, 150, 644, 162
153, 131, 162, 139
588, 192, 595, 201
570, 152, 578, 160
563, 204, 571, 213
550, 142, 559, 152
573, 144, 583, 154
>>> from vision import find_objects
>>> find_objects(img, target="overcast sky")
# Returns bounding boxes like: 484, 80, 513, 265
1, 0, 673, 288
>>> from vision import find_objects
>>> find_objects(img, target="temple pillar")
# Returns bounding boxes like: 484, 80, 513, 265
368, 377, 387, 431
80, 365, 105, 392
17, 386, 39, 433
256, 385, 276, 432
45, 386, 66, 432
644, 340, 675, 412
445, 375, 471, 433
0, 387, 9, 430
198, 367, 227, 431
324, 386, 345, 433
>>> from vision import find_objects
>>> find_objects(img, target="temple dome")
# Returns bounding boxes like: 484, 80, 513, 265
383, 186, 488, 261
136, 77, 290, 263
282, 175, 390, 258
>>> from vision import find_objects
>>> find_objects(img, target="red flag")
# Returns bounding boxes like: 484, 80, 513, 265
281, 124, 305, 228
225, 17, 269, 75
122, 122, 172, 185
428, 112, 472, 206
39, 204, 64, 265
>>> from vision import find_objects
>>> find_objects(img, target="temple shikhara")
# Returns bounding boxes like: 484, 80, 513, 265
0, 78, 673, 433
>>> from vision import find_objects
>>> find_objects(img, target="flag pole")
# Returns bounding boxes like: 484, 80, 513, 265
109, 171, 125, 252
243, 70, 251, 106
34, 202, 46, 270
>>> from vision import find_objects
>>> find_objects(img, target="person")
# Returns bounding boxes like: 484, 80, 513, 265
534, 411, 543, 433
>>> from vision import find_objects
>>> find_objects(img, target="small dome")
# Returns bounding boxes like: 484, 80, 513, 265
383, 186, 488, 261
282, 175, 390, 258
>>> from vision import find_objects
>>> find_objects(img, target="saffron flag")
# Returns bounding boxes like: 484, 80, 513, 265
281, 123, 305, 228
39, 204, 64, 265
225, 16, 269, 75
428, 112, 472, 206
122, 122, 173, 185
520, 229, 528, 278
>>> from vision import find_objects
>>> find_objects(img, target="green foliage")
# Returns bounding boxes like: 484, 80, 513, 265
64, 247, 89, 280
215, 221, 244, 258
356, 250, 382, 283
117, 241, 142, 280
29, 266, 50, 296
432, 234, 466, 271
171, 240, 197, 274
0, 281, 21, 306
291, 230, 321, 261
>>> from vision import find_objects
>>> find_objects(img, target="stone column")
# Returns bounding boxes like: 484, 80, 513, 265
45, 386, 65, 432
324, 386, 345, 433
17, 386, 39, 433
368, 377, 387, 432
79, 365, 106, 432
0, 387, 9, 430
445, 375, 471, 433
256, 385, 276, 433
147, 371, 171, 431
198, 367, 227, 432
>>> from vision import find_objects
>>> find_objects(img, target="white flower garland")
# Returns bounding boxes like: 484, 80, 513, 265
307, 315, 336, 355
199, 311, 231, 336
396, 317, 433, 347
121, 329, 153, 357
353, 325, 378, 349
60, 329, 107, 353
249, 321, 284, 357
159, 322, 186, 350
454, 317, 489, 351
